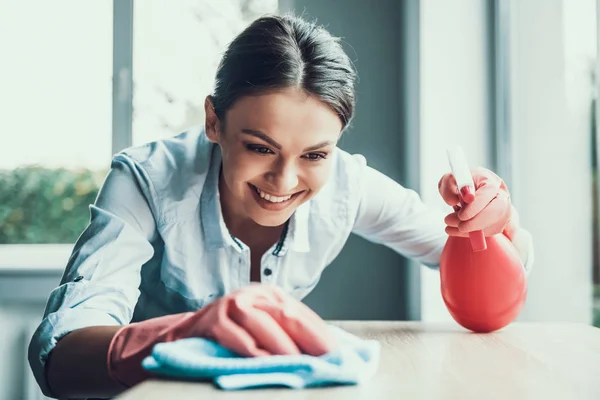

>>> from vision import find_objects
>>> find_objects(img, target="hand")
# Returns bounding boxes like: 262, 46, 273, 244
438, 167, 517, 239
108, 284, 335, 387
183, 284, 335, 357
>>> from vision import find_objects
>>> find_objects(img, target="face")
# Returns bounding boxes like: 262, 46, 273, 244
204, 88, 343, 228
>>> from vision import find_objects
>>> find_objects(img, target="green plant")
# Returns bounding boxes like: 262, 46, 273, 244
0, 166, 107, 244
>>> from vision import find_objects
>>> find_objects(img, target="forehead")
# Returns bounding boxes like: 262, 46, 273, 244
225, 88, 343, 144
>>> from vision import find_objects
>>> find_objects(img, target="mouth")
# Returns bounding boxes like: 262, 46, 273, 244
248, 183, 304, 210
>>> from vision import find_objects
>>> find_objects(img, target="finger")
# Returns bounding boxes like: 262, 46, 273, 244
438, 173, 460, 207
269, 287, 333, 332
261, 284, 290, 305
256, 301, 335, 356
296, 303, 334, 336
445, 226, 470, 237
208, 304, 271, 357
234, 283, 281, 304
458, 193, 511, 234
444, 212, 460, 228
206, 285, 290, 357
457, 168, 504, 219
457, 180, 500, 221
272, 289, 338, 352
229, 297, 301, 356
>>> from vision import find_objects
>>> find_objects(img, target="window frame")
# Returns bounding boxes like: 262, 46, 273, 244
0, 1, 133, 271
491, 0, 514, 189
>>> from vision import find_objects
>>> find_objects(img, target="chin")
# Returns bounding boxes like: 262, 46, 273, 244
248, 209, 295, 227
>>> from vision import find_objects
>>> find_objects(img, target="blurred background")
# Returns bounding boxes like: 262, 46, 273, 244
0, 0, 598, 398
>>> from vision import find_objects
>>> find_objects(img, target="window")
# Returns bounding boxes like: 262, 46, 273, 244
505, 0, 598, 326
419, 0, 599, 327
0, 0, 277, 248
0, 1, 113, 245
132, 0, 278, 145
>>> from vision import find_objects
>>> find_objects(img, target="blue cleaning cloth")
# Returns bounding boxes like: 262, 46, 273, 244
142, 325, 381, 390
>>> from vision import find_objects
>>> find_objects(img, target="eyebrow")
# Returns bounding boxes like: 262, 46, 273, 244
241, 129, 335, 152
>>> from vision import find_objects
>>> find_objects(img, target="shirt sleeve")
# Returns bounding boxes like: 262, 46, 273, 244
351, 163, 448, 268
351, 161, 535, 275
27, 157, 158, 397
509, 226, 535, 277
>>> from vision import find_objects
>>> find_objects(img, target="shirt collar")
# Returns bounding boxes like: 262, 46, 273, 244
200, 144, 237, 251
276, 200, 310, 255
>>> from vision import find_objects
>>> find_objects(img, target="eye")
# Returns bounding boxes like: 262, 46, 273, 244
246, 144, 275, 155
303, 153, 327, 161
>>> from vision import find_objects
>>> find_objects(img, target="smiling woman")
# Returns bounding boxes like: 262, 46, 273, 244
28, 12, 534, 400
27, 14, 364, 399
207, 89, 343, 231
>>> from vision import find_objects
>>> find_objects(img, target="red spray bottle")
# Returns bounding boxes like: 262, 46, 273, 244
439, 147, 527, 332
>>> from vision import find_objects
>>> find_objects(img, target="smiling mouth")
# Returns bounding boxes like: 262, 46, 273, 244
249, 184, 302, 203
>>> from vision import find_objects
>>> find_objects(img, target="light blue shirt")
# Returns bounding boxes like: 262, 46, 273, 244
28, 125, 532, 396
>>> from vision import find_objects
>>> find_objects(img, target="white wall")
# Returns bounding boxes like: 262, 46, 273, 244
419, 0, 596, 324
509, 0, 595, 323
0, 302, 49, 400
0, 248, 68, 399
419, 0, 493, 322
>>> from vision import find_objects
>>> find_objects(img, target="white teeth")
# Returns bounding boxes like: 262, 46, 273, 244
254, 186, 292, 203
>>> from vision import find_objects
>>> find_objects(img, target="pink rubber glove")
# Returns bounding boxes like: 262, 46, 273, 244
438, 167, 518, 240
107, 284, 335, 388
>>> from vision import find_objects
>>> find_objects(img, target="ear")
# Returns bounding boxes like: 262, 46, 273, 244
204, 96, 221, 144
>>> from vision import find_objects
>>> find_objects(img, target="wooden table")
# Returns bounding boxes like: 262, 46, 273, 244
116, 321, 600, 400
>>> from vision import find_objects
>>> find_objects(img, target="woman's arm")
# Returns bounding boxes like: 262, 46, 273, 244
351, 164, 448, 268
351, 163, 534, 272
28, 159, 159, 398
45, 326, 123, 398
46, 285, 338, 398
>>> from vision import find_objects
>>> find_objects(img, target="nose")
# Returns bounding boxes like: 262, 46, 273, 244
267, 159, 299, 193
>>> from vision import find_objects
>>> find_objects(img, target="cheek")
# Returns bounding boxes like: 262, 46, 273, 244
223, 154, 263, 189
305, 164, 332, 191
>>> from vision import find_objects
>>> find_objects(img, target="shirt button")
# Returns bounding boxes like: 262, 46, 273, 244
73, 275, 84, 282
264, 268, 272, 276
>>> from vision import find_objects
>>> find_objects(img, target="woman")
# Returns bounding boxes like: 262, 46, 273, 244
29, 14, 532, 399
